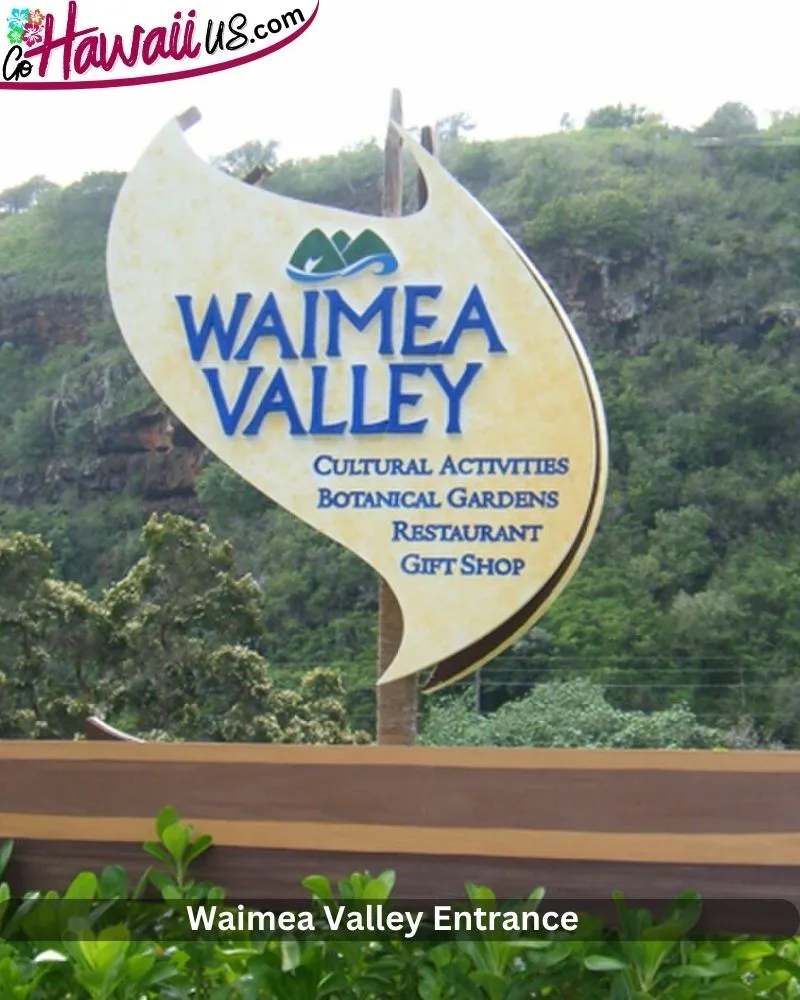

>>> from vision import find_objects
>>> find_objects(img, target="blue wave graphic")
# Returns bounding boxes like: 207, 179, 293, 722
286, 252, 399, 283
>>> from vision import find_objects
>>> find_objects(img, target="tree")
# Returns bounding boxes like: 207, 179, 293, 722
434, 112, 475, 145
101, 513, 267, 735
0, 171, 127, 294
211, 139, 279, 179
524, 188, 650, 264
448, 142, 498, 189
0, 175, 57, 216
0, 532, 110, 738
195, 460, 272, 525
268, 141, 383, 215
584, 104, 649, 129
0, 518, 369, 743
695, 102, 758, 138
630, 506, 717, 602
101, 514, 368, 742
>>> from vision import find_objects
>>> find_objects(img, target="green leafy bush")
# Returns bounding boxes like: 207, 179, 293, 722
420, 678, 764, 749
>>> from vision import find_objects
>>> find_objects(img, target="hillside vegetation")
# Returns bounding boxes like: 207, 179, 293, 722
1, 102, 800, 744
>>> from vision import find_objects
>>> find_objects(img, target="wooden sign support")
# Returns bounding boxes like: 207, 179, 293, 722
375, 89, 431, 746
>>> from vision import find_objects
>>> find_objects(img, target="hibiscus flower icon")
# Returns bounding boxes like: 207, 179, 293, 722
23, 21, 41, 44
27, 7, 44, 25
6, 8, 30, 31
6, 25, 23, 44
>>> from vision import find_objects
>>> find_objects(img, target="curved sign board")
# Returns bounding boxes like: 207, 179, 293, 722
106, 109, 607, 692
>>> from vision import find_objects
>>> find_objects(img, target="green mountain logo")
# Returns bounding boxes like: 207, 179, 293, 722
287, 228, 399, 283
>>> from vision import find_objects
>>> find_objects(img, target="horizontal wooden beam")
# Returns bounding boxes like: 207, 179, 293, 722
1, 745, 799, 878
4, 812, 800, 866
3, 742, 799, 772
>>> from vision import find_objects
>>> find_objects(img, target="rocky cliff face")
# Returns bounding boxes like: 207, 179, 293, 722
0, 290, 99, 352
0, 291, 206, 516
0, 407, 205, 515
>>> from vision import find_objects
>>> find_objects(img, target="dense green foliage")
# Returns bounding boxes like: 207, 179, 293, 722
420, 678, 772, 749
0, 515, 367, 743
2, 102, 800, 741
2, 808, 800, 999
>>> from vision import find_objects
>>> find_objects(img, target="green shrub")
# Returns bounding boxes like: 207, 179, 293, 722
420, 678, 754, 749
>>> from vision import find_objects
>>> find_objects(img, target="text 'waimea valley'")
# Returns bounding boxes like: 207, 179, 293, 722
175, 284, 509, 438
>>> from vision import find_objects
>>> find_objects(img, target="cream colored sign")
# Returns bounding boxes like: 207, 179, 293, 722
106, 109, 607, 692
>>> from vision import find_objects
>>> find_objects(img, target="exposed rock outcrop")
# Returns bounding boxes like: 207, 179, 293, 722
0, 402, 205, 515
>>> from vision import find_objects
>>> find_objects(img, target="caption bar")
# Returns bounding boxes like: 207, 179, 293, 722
5, 898, 799, 941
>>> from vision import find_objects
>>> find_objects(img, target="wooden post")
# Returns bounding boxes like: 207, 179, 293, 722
417, 125, 435, 206
376, 89, 418, 746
